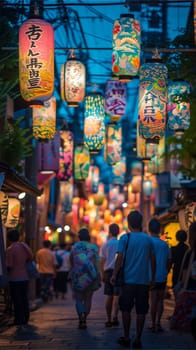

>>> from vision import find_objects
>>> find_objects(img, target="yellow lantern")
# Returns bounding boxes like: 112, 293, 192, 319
32, 96, 56, 140
19, 18, 54, 103
4, 198, 21, 228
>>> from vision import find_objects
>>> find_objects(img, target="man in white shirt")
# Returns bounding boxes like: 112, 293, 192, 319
100, 223, 120, 327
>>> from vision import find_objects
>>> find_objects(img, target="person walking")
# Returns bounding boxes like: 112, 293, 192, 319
54, 243, 71, 300
170, 229, 189, 299
111, 210, 156, 349
36, 240, 56, 302
148, 218, 171, 332
100, 223, 120, 327
5, 229, 33, 332
70, 228, 101, 329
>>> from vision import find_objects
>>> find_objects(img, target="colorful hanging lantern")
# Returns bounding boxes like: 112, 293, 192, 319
32, 96, 56, 140
138, 60, 168, 140
112, 156, 126, 185
105, 78, 127, 121
105, 122, 122, 165
74, 144, 90, 180
37, 132, 60, 173
0, 191, 8, 224
143, 179, 153, 197
19, 18, 54, 103
84, 94, 105, 153
112, 14, 141, 82
167, 80, 190, 134
55, 181, 73, 222
145, 138, 159, 158
147, 136, 166, 174
86, 165, 100, 194
4, 197, 20, 228
61, 51, 86, 107
57, 129, 73, 181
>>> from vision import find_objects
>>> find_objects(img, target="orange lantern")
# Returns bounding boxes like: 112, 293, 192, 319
19, 18, 54, 103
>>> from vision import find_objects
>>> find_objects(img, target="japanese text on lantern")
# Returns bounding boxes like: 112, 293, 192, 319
19, 19, 54, 102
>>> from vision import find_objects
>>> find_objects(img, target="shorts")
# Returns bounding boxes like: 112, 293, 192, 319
104, 269, 120, 296
119, 283, 149, 314
151, 282, 166, 291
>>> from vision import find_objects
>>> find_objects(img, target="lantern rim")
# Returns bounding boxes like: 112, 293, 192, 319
146, 137, 160, 145
67, 102, 79, 107
145, 58, 163, 64
120, 13, 134, 19
118, 75, 136, 82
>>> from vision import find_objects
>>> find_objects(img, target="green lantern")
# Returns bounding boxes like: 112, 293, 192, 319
84, 94, 105, 153
74, 144, 90, 180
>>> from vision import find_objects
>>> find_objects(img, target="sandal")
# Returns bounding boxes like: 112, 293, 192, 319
148, 326, 156, 332
156, 324, 164, 332
132, 340, 142, 348
117, 336, 131, 348
112, 317, 119, 326
78, 313, 87, 329
78, 321, 87, 329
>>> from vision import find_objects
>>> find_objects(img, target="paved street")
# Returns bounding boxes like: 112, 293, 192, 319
0, 286, 195, 350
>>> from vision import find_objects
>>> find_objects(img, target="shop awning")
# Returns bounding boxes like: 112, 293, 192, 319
0, 162, 42, 196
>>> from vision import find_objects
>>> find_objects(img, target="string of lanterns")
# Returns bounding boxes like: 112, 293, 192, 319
14, 10, 192, 232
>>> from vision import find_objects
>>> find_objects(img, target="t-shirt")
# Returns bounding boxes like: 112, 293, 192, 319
6, 242, 33, 281
100, 237, 119, 271
150, 236, 170, 283
55, 249, 71, 272
117, 232, 154, 285
36, 248, 56, 274
171, 242, 189, 287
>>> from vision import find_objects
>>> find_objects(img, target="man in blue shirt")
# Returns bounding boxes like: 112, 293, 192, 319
111, 210, 156, 349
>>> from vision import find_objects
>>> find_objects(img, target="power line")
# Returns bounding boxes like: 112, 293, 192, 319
2, 46, 196, 52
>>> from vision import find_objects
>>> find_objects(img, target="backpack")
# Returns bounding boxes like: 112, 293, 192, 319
71, 249, 98, 291
55, 251, 64, 269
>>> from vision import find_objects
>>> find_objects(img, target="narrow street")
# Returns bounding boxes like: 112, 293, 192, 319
0, 286, 195, 349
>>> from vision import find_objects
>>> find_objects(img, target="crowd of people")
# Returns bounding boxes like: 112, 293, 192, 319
5, 210, 196, 347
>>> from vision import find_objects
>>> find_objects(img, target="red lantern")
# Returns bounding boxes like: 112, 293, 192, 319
19, 18, 54, 103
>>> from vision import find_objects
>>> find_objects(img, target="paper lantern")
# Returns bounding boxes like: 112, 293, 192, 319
61, 52, 86, 107
32, 96, 56, 140
4, 198, 20, 228
37, 133, 60, 173
105, 78, 127, 120
138, 61, 168, 140
145, 138, 159, 158
105, 122, 122, 165
143, 179, 153, 197
0, 191, 8, 224
112, 14, 141, 81
112, 156, 126, 185
74, 144, 90, 180
84, 94, 105, 153
167, 80, 190, 134
57, 130, 73, 181
56, 181, 73, 218
86, 165, 100, 194
19, 18, 54, 103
